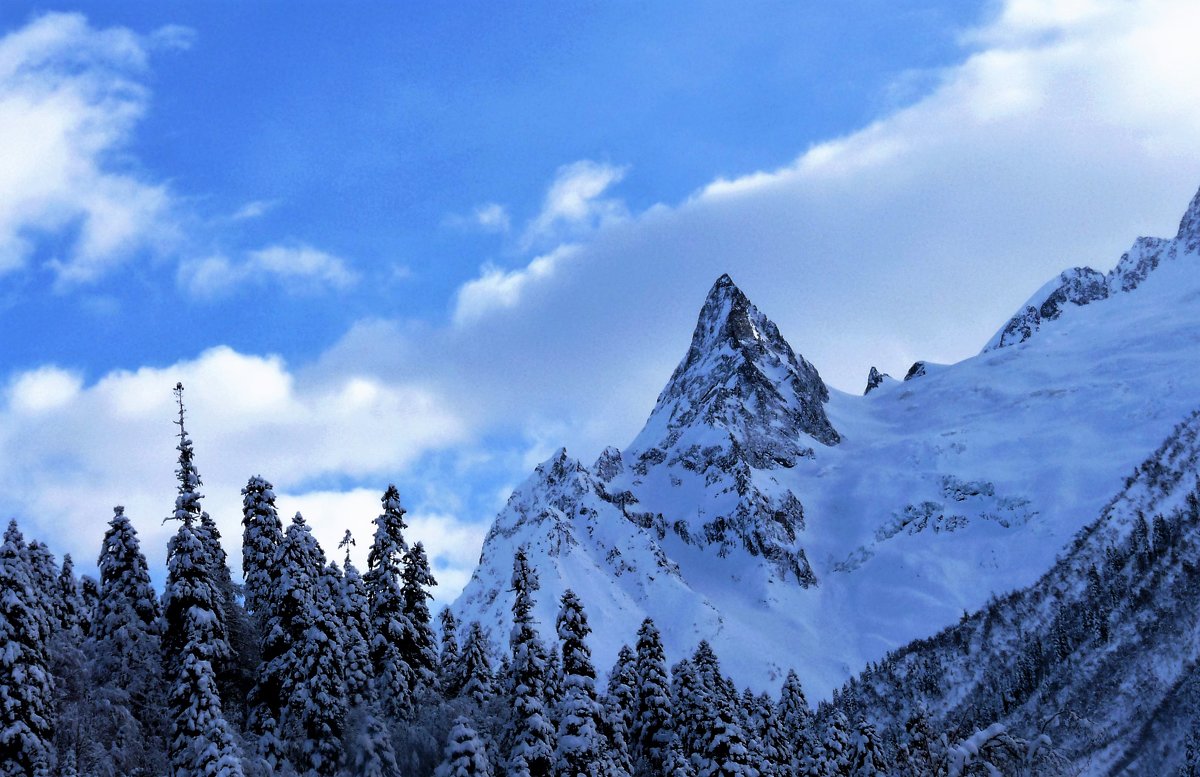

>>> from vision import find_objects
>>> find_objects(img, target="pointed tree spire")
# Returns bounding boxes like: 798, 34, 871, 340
241, 475, 283, 623
400, 540, 439, 699
365, 484, 414, 720
553, 590, 608, 776
93, 506, 164, 731
460, 621, 494, 708
505, 547, 554, 777
440, 608, 464, 698
172, 382, 203, 527
633, 618, 674, 776
162, 387, 243, 776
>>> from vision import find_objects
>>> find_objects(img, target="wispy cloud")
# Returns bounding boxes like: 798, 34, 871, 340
452, 244, 579, 326
178, 244, 358, 298
444, 202, 512, 234
230, 199, 277, 221
521, 160, 628, 249
0, 13, 183, 284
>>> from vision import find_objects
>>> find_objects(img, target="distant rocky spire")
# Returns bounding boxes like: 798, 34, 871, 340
647, 274, 839, 457
864, 367, 889, 395
1177, 184, 1200, 251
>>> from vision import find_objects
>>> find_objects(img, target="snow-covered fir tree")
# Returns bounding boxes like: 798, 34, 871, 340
240, 475, 283, 626
54, 554, 85, 636
162, 384, 244, 777
0, 520, 57, 777
460, 621, 495, 709
26, 540, 59, 640
851, 719, 885, 776
553, 589, 611, 776
669, 657, 705, 764
292, 559, 348, 777
435, 717, 494, 777
162, 512, 245, 776
87, 506, 167, 775
339, 535, 373, 708
818, 710, 854, 777
365, 484, 414, 721
505, 547, 555, 777
602, 644, 638, 775
633, 618, 674, 777
439, 607, 464, 699
694, 695, 757, 777
400, 540, 439, 701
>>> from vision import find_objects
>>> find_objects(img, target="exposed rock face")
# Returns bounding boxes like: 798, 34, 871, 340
988, 185, 1200, 352
647, 273, 840, 462
989, 267, 1110, 350
1177, 184, 1200, 253
903, 361, 927, 381
1037, 267, 1108, 320
864, 366, 889, 395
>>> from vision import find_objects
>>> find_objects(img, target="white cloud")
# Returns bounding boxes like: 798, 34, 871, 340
179, 244, 358, 298
0, 13, 180, 283
284, 488, 487, 606
452, 244, 579, 326
443, 202, 511, 234
522, 160, 628, 248
0, 346, 469, 586
230, 199, 276, 221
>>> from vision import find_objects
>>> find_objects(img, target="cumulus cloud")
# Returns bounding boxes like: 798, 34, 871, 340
178, 244, 358, 298
0, 346, 468, 583
452, 244, 579, 326
284, 488, 487, 606
0, 13, 180, 283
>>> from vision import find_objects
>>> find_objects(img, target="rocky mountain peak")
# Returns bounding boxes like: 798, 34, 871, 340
1177, 184, 1200, 251
644, 274, 840, 458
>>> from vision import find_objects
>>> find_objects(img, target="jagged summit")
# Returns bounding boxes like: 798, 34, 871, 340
1178, 184, 1200, 250
642, 274, 839, 459
987, 182, 1200, 352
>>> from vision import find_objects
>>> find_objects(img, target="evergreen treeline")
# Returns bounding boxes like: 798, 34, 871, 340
3, 386, 1028, 777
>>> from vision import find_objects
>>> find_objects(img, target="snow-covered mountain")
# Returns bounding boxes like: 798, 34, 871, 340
453, 183, 1200, 701
838, 409, 1200, 774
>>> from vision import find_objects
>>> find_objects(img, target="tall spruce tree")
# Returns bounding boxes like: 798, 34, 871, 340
292, 559, 348, 777
54, 554, 85, 637
440, 608, 464, 699
506, 547, 555, 777
162, 383, 244, 777
633, 618, 674, 777
340, 534, 373, 709
851, 719, 885, 777
553, 590, 609, 776
668, 657, 705, 765
240, 475, 283, 625
400, 540, 439, 700
90, 506, 167, 775
365, 485, 413, 721
460, 621, 495, 708
694, 694, 756, 777
0, 520, 56, 777
602, 645, 638, 774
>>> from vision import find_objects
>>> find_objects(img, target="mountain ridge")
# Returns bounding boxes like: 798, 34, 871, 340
453, 182, 1200, 706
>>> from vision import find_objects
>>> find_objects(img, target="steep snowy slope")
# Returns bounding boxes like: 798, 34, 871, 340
837, 410, 1200, 775
454, 184, 1200, 700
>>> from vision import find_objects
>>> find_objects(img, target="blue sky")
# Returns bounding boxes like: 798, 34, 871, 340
2, 0, 1200, 601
